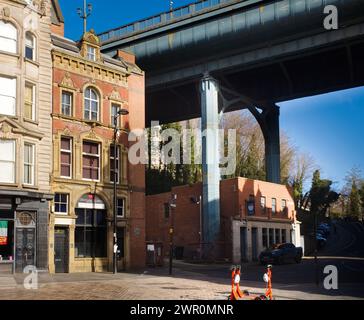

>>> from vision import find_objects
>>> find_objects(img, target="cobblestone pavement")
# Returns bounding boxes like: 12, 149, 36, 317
0, 265, 363, 300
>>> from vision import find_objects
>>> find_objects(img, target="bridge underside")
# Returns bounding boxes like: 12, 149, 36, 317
146, 39, 364, 124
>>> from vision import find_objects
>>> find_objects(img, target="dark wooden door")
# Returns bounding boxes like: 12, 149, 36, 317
15, 228, 35, 272
54, 228, 68, 273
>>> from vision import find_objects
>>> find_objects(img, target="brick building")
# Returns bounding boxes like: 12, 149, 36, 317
49, 4, 146, 273
146, 178, 301, 263
0, 0, 53, 273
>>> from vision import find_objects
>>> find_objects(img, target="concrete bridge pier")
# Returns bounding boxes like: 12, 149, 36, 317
200, 74, 221, 260
260, 104, 281, 184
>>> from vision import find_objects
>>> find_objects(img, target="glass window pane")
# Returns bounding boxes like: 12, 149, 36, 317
76, 210, 84, 225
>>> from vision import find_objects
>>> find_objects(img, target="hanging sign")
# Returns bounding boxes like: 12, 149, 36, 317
0, 221, 8, 246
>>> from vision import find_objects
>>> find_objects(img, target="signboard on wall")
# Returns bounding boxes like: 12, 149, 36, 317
0, 221, 8, 246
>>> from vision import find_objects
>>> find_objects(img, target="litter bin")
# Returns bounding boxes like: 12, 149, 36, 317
175, 246, 184, 260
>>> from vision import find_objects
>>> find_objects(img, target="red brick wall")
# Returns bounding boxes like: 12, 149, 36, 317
127, 71, 146, 269
146, 178, 296, 261
53, 57, 146, 269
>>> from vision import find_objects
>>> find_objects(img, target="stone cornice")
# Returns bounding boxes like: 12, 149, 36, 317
52, 49, 130, 87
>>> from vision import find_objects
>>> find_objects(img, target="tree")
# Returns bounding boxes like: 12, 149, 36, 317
360, 182, 364, 221
289, 153, 315, 209
349, 181, 361, 221
309, 170, 339, 218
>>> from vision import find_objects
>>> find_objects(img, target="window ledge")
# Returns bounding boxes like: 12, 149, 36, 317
23, 118, 39, 125
22, 184, 39, 190
24, 58, 39, 67
0, 51, 20, 58
0, 182, 18, 187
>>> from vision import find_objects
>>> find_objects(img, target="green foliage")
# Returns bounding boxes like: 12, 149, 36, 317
308, 170, 340, 217
349, 181, 361, 220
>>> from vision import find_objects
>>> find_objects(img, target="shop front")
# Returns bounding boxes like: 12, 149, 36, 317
0, 193, 51, 274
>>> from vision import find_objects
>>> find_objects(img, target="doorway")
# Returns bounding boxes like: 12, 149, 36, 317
252, 227, 258, 261
54, 228, 69, 273
15, 228, 36, 272
240, 227, 247, 262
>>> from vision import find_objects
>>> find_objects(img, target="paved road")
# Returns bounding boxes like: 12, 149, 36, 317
0, 221, 362, 300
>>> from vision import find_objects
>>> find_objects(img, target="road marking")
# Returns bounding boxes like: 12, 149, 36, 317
304, 256, 364, 261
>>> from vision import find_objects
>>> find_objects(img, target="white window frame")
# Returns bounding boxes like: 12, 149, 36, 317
110, 145, 120, 184
111, 103, 121, 127
25, 32, 36, 61
87, 45, 96, 61
54, 193, 69, 215
82, 141, 100, 182
0, 76, 16, 116
84, 88, 99, 121
0, 140, 16, 184
281, 199, 287, 210
0, 20, 17, 54
61, 91, 73, 117
272, 198, 277, 214
23, 143, 35, 186
24, 82, 36, 121
60, 137, 72, 179
117, 198, 125, 218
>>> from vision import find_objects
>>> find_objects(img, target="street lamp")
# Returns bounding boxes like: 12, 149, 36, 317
113, 108, 129, 275
169, 194, 177, 275
190, 196, 202, 260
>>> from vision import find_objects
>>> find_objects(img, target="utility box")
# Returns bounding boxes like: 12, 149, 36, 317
146, 242, 164, 267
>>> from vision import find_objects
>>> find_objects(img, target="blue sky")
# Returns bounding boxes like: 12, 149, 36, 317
58, 0, 364, 191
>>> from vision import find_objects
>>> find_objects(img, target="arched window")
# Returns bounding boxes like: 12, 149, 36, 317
84, 87, 99, 121
0, 20, 17, 54
25, 32, 36, 60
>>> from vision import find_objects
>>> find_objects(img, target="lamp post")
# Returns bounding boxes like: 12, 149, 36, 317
77, 0, 93, 34
169, 194, 177, 275
191, 196, 202, 260
113, 108, 129, 275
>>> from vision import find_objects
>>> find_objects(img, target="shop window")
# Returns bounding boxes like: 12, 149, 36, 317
268, 228, 274, 246
275, 228, 280, 244
60, 137, 72, 178
61, 91, 73, 116
75, 209, 106, 258
24, 82, 36, 120
0, 20, 17, 54
0, 140, 15, 183
82, 141, 100, 181
84, 87, 99, 121
281, 229, 286, 243
0, 76, 16, 116
25, 32, 35, 60
0, 220, 14, 262
54, 194, 68, 215
262, 228, 268, 248
23, 143, 35, 185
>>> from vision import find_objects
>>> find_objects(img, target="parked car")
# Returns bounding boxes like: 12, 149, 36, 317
310, 232, 327, 249
259, 243, 303, 265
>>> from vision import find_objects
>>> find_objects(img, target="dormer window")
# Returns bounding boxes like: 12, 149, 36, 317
87, 45, 96, 61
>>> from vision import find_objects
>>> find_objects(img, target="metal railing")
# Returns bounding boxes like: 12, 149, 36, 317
99, 0, 235, 43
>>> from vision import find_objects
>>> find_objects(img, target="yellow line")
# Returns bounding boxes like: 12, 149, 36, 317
303, 256, 364, 261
